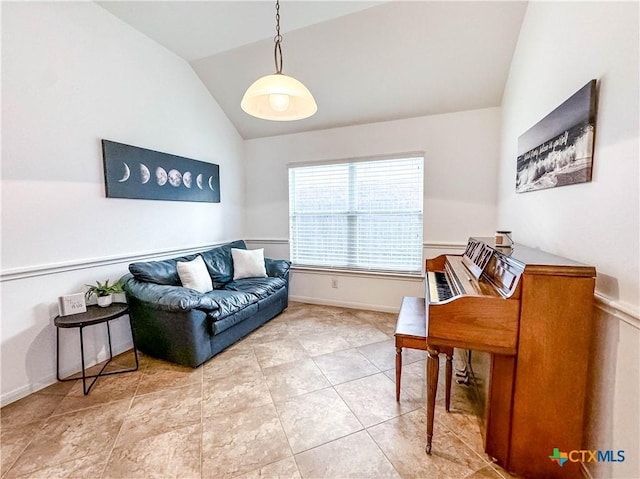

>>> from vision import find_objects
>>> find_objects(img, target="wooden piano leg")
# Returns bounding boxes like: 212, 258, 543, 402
395, 347, 402, 402
425, 346, 440, 454
445, 350, 453, 412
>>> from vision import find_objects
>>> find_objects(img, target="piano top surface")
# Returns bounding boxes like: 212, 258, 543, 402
471, 237, 596, 277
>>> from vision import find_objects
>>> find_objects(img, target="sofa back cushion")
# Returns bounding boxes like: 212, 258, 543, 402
201, 240, 246, 287
129, 240, 247, 286
129, 255, 194, 285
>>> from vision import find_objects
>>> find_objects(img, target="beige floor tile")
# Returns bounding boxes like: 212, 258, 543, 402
437, 407, 485, 453
244, 320, 294, 344
356, 339, 397, 371
116, 383, 202, 447
103, 423, 201, 479
312, 348, 379, 385
136, 362, 202, 396
66, 350, 142, 379
301, 304, 348, 320
335, 322, 391, 348
201, 403, 291, 479
384, 366, 422, 402
51, 369, 142, 416
295, 430, 401, 479
335, 373, 422, 427
462, 465, 508, 478
275, 388, 363, 454
253, 338, 309, 369
279, 303, 314, 323
6, 400, 129, 477
202, 368, 272, 417
1, 394, 64, 430
358, 339, 427, 371
105, 349, 146, 371
385, 359, 452, 403
362, 312, 399, 337
2, 303, 498, 479
368, 408, 489, 479
234, 456, 301, 479
263, 358, 331, 402
285, 317, 337, 337
490, 464, 522, 479
297, 331, 352, 357
6, 452, 109, 479
33, 380, 77, 397
0, 420, 45, 475
351, 309, 397, 328
203, 343, 261, 382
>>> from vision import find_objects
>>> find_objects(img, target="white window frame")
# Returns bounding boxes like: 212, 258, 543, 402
288, 152, 424, 275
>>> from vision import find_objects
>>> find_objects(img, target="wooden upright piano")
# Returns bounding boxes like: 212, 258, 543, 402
425, 237, 595, 479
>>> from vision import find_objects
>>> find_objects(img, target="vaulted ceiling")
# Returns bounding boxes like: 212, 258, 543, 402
98, 1, 527, 139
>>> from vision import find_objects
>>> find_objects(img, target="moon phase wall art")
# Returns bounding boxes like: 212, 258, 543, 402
101, 140, 220, 203
516, 79, 597, 193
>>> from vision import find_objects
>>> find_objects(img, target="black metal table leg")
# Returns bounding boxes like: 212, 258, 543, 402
55, 303, 138, 395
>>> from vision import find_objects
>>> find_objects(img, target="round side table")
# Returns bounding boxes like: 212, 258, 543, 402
55, 302, 139, 395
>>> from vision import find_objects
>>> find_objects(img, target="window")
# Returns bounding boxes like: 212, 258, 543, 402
288, 154, 424, 274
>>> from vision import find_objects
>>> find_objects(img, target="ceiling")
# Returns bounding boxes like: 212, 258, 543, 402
98, 1, 528, 140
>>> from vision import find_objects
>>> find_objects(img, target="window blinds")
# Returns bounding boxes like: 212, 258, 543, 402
289, 155, 424, 274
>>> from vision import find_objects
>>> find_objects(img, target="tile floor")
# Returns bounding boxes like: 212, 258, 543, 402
1, 302, 518, 479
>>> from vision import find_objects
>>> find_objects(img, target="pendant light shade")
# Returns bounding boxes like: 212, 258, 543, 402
241, 73, 317, 121
241, 0, 317, 121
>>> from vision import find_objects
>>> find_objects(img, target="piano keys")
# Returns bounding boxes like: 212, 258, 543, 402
426, 271, 454, 301
423, 237, 595, 479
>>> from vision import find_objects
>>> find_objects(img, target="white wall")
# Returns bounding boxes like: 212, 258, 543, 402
1, 2, 245, 405
498, 2, 639, 478
245, 108, 501, 310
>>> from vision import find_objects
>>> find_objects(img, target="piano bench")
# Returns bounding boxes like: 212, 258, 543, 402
395, 296, 453, 409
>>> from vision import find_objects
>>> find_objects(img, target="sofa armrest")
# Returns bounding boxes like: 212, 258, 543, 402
121, 274, 219, 313
265, 258, 291, 279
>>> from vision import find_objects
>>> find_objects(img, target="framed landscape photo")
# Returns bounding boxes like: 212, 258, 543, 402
516, 80, 597, 193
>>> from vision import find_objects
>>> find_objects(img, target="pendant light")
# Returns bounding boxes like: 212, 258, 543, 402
241, 0, 317, 121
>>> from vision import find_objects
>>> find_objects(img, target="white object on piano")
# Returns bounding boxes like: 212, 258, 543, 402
495, 230, 513, 248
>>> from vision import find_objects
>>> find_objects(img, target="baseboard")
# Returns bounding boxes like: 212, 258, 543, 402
1, 373, 62, 407
289, 295, 399, 314
0, 339, 133, 407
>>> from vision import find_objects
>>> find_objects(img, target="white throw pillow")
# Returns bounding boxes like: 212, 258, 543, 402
177, 255, 213, 293
232, 248, 267, 280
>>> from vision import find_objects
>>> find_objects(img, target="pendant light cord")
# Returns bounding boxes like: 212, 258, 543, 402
273, 0, 283, 74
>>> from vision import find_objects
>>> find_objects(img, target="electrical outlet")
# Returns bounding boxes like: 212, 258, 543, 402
331, 277, 338, 289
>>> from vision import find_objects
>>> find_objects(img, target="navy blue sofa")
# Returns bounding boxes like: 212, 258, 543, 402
121, 240, 290, 367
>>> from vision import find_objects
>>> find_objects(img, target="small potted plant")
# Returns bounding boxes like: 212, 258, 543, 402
85, 279, 124, 307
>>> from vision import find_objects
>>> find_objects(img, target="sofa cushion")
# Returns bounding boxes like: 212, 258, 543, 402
201, 240, 246, 287
129, 254, 196, 285
203, 289, 257, 320
209, 302, 259, 335
265, 258, 291, 279
177, 256, 213, 293
225, 277, 287, 300
232, 248, 267, 280
129, 240, 246, 287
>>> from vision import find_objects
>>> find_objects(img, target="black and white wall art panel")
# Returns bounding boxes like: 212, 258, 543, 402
102, 140, 220, 203
516, 80, 597, 193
